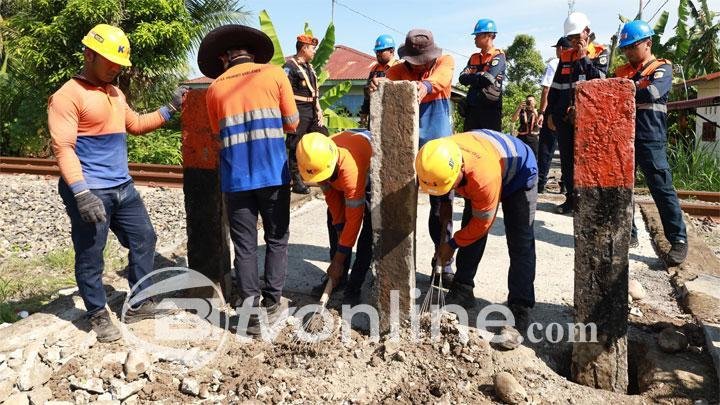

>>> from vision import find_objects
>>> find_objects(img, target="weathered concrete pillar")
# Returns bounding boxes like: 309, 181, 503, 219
571, 78, 635, 392
369, 81, 419, 334
181, 89, 231, 297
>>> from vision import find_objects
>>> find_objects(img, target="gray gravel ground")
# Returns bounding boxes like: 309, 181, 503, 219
0, 174, 186, 260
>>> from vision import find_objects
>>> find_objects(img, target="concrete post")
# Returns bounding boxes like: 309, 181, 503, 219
369, 81, 419, 334
571, 78, 636, 392
181, 89, 231, 298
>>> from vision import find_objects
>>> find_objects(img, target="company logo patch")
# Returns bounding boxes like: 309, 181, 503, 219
653, 71, 664, 79
599, 55, 608, 65
491, 59, 499, 66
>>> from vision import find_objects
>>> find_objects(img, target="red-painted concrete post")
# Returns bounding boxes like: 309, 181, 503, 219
571, 78, 635, 392
181, 89, 231, 297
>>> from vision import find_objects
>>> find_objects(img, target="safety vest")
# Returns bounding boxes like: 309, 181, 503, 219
368, 58, 397, 80
615, 58, 671, 114
468, 48, 504, 73
551, 43, 608, 90
285, 57, 319, 104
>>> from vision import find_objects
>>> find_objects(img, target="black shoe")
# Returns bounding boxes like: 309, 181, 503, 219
123, 300, 179, 324
432, 272, 454, 289
555, 200, 573, 214
508, 303, 531, 334
629, 235, 639, 248
89, 309, 122, 343
342, 290, 362, 307
667, 241, 688, 266
291, 174, 310, 194
444, 282, 477, 311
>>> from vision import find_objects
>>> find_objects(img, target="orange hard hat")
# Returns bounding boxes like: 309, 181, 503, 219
297, 34, 319, 46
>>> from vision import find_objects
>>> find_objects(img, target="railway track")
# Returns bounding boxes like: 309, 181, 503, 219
0, 156, 183, 188
2, 157, 719, 218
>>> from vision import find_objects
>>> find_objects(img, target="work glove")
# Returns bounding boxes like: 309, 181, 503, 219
74, 191, 106, 223
167, 86, 189, 112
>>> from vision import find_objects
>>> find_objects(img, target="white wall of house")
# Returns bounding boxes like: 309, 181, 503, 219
694, 79, 720, 158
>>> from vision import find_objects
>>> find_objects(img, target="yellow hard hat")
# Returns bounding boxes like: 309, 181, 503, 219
415, 138, 462, 196
296, 132, 339, 183
82, 24, 132, 67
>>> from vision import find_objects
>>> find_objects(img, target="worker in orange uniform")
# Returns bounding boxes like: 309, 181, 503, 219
199, 24, 299, 336
284, 33, 328, 194
48, 24, 185, 342
369, 28, 455, 286
546, 12, 609, 214
459, 18, 506, 131
359, 34, 399, 127
296, 130, 373, 306
415, 129, 538, 340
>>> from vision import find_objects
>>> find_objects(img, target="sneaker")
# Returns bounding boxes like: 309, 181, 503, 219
432, 272, 454, 289
89, 309, 122, 343
555, 200, 573, 214
444, 282, 477, 311
667, 241, 688, 266
123, 300, 179, 324
629, 235, 639, 248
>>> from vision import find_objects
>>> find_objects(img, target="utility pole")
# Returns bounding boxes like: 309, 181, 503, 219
639, 0, 644, 18
331, 0, 335, 24
568, 0, 575, 14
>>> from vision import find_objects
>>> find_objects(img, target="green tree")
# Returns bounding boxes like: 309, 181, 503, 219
0, 0, 247, 157
258, 10, 356, 131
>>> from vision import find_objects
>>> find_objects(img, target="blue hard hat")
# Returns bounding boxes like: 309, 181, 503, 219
373, 34, 395, 51
472, 19, 497, 35
619, 20, 654, 48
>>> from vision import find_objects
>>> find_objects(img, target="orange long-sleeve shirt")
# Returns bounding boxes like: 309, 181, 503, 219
449, 130, 537, 248
385, 55, 454, 145
48, 77, 169, 194
322, 130, 373, 254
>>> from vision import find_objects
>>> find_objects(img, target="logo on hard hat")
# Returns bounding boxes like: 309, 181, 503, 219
448, 157, 456, 169
118, 45, 126, 53
92, 32, 105, 43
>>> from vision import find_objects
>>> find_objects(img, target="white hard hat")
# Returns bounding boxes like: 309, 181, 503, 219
564, 12, 591, 36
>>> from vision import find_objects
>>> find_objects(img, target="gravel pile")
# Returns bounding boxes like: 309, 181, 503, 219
0, 174, 186, 259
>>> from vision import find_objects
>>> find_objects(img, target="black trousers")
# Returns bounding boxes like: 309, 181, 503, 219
463, 105, 502, 132
537, 124, 558, 190
225, 185, 290, 306
326, 185, 374, 295
518, 134, 539, 159
556, 119, 575, 200
286, 105, 328, 178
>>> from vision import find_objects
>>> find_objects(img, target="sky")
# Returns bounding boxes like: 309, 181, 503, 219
188, 0, 720, 81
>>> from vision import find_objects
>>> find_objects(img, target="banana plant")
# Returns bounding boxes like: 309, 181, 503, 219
259, 10, 357, 131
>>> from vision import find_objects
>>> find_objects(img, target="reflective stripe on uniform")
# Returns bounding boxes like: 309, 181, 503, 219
472, 208, 495, 220
219, 108, 282, 130
647, 85, 661, 100
294, 95, 314, 102
472, 130, 519, 186
282, 113, 299, 124
550, 82, 574, 90
637, 103, 667, 113
345, 197, 365, 208
222, 128, 285, 149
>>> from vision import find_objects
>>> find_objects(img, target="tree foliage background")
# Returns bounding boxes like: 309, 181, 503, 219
0, 0, 248, 160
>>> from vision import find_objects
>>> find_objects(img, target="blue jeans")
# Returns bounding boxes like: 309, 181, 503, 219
59, 180, 157, 315
225, 185, 290, 306
631, 141, 687, 243
454, 186, 538, 308
537, 124, 558, 190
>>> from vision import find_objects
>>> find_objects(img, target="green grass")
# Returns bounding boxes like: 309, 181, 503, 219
0, 241, 128, 323
636, 142, 720, 192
